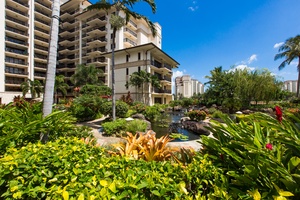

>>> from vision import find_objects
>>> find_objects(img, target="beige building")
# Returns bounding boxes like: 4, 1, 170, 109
283, 80, 297, 93
175, 75, 204, 98
0, 0, 54, 104
0, 0, 178, 105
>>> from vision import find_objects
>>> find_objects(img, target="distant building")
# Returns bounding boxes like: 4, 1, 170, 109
175, 75, 204, 98
283, 80, 297, 93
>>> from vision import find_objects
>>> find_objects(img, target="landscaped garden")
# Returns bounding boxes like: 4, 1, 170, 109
0, 88, 299, 199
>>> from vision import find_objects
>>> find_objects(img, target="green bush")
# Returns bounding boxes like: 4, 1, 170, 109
0, 138, 188, 199
69, 95, 105, 121
100, 101, 129, 118
186, 110, 206, 121
211, 110, 226, 118
131, 101, 147, 114
126, 119, 147, 134
0, 101, 92, 154
144, 104, 166, 122
101, 119, 127, 136
200, 111, 300, 199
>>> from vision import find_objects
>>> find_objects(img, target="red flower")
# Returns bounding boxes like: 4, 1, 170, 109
266, 143, 273, 150
275, 106, 282, 122
220, 154, 224, 161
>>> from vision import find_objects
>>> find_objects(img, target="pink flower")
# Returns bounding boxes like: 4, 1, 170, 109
275, 106, 282, 122
266, 143, 273, 150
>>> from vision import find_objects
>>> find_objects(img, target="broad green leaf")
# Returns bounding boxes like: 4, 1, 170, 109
248, 189, 261, 200
288, 157, 300, 172
221, 147, 243, 163
78, 193, 84, 200
100, 180, 108, 187
108, 182, 117, 193
278, 191, 294, 197
151, 190, 161, 196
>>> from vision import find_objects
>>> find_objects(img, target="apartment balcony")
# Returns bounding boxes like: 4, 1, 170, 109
34, 26, 49, 35
153, 88, 172, 94
6, 15, 28, 28
81, 23, 89, 30
86, 57, 106, 66
34, 72, 46, 78
35, 17, 50, 27
87, 37, 107, 46
127, 20, 138, 30
87, 26, 107, 36
6, 5, 28, 19
34, 44, 48, 54
86, 15, 107, 26
35, 8, 51, 19
124, 37, 137, 48
57, 64, 76, 72
8, 0, 29, 13
34, 36, 49, 47
5, 57, 27, 69
5, 26, 28, 41
87, 47, 107, 56
124, 28, 137, 38
5, 47, 28, 60
59, 55, 76, 63
5, 78, 24, 86
34, 53, 48, 63
35, 62, 47, 70
5, 66, 28, 78
150, 60, 172, 72
35, 1, 51, 12
5, 36, 28, 49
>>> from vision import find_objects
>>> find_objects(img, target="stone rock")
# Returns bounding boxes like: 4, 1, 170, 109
132, 113, 146, 120
242, 109, 252, 114
236, 111, 243, 114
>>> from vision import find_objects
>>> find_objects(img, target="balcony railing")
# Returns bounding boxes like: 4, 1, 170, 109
6, 16, 28, 26
35, 8, 50, 17
35, 17, 49, 26
87, 15, 106, 22
87, 26, 106, 33
6, 5, 27, 16
124, 28, 137, 37
34, 35, 48, 43
5, 56, 26, 65
87, 37, 107, 43
151, 60, 172, 71
129, 20, 137, 28
87, 57, 106, 63
34, 72, 46, 77
124, 38, 137, 46
12, 0, 29, 7
35, 53, 48, 59
6, 47, 27, 55
88, 47, 107, 53
154, 88, 172, 94
5, 79, 24, 84
6, 26, 27, 36
35, 44, 48, 51
163, 63, 172, 70
35, 26, 48, 34
35, 0, 51, 9
35, 62, 47, 68
6, 37, 27, 45
5, 66, 28, 75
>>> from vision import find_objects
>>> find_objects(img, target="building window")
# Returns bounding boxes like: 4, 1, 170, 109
126, 68, 129, 75
126, 55, 130, 62
138, 52, 141, 60
138, 66, 140, 72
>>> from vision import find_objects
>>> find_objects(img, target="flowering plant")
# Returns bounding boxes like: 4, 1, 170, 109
186, 110, 207, 121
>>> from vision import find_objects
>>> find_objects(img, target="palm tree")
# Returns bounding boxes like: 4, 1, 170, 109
42, 0, 60, 116
70, 64, 104, 87
20, 79, 43, 99
87, 0, 157, 120
275, 35, 300, 97
41, 0, 60, 142
54, 75, 69, 104
127, 70, 149, 103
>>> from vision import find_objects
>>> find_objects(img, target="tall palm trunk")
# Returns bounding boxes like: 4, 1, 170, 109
41, 0, 60, 141
112, 28, 116, 120
297, 56, 300, 97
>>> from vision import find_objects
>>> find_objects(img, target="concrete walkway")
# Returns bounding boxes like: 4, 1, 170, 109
77, 117, 210, 151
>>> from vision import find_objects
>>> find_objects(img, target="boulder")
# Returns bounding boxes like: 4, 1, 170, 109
132, 113, 146, 120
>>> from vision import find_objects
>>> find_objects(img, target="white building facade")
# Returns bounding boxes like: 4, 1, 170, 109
283, 80, 297, 93
175, 75, 204, 98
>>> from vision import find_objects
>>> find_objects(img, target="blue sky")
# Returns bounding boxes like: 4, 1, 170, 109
90, 0, 300, 85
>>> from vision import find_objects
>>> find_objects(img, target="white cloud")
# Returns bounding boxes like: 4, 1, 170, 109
188, 6, 198, 11
229, 64, 255, 72
172, 70, 185, 79
274, 42, 284, 48
248, 54, 257, 64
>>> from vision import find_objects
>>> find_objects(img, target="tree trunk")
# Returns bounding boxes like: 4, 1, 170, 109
41, 0, 60, 141
297, 56, 300, 97
112, 29, 116, 120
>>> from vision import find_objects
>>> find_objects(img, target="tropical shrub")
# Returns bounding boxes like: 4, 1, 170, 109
200, 108, 300, 199
211, 110, 226, 119
126, 119, 147, 134
143, 104, 166, 122
101, 119, 127, 136
186, 110, 206, 121
100, 101, 129, 118
69, 95, 104, 121
80, 84, 112, 96
0, 138, 189, 199
131, 101, 147, 114
0, 101, 92, 154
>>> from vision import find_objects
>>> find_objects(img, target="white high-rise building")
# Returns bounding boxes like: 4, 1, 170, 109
0, 0, 178, 105
283, 80, 297, 93
175, 75, 204, 98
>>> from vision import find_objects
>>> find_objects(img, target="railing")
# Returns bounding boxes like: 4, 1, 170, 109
6, 26, 27, 36
6, 36, 27, 45
35, 0, 51, 9
34, 72, 46, 77
35, 8, 50, 17
5, 66, 28, 75
6, 16, 28, 26
12, 0, 29, 7
87, 26, 106, 33
6, 47, 27, 55
151, 60, 162, 68
154, 88, 172, 94
35, 17, 49, 26
82, 24, 89, 29
5, 56, 26, 65
163, 63, 172, 70
35, 54, 47, 59
35, 63, 47, 68
35, 26, 48, 34
35, 44, 48, 51
87, 15, 106, 22
35, 35, 48, 43
124, 28, 137, 37
87, 37, 107, 43
129, 20, 137, 28
123, 38, 137, 46
6, 5, 27, 16
5, 78, 24, 84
